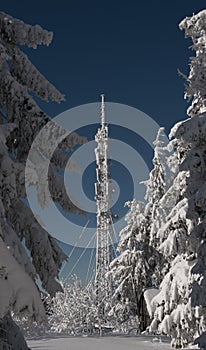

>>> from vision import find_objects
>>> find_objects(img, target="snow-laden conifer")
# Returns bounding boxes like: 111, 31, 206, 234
0, 11, 85, 349
149, 9, 206, 348
109, 199, 163, 331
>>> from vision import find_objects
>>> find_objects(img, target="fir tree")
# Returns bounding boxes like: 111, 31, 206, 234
109, 200, 160, 331
0, 12, 85, 349
143, 127, 171, 250
109, 128, 171, 331
149, 9, 206, 348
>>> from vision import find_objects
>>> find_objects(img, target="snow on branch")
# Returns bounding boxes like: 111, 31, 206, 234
10, 46, 64, 103
7, 200, 68, 296
0, 235, 45, 320
179, 10, 206, 117
0, 12, 53, 48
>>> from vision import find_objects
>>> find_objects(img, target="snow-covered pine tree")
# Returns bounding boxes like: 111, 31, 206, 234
149, 187, 193, 348
0, 12, 85, 349
144, 128, 168, 209
180, 10, 206, 118
109, 128, 172, 331
109, 200, 161, 331
149, 9, 206, 348
143, 127, 171, 251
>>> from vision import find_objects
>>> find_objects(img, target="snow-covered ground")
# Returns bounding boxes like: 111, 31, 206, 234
27, 335, 197, 350
27, 336, 200, 350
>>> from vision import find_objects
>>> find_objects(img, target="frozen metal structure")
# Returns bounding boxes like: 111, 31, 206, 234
94, 94, 114, 318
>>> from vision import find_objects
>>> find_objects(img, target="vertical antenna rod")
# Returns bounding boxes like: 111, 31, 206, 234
101, 93, 105, 126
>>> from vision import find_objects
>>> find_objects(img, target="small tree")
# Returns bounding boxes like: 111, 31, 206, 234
109, 128, 172, 331
143, 127, 172, 253
47, 276, 99, 336
109, 200, 162, 331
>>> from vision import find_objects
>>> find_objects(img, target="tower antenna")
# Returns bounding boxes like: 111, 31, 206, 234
94, 94, 116, 332
100, 93, 105, 126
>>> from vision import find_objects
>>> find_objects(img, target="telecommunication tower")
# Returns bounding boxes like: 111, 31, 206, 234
94, 94, 114, 318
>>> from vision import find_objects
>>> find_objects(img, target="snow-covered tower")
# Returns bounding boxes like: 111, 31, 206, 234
94, 94, 114, 317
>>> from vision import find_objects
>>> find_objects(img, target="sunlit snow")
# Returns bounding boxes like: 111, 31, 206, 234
27, 335, 197, 350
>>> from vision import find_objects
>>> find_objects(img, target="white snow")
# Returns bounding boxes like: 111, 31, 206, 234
27, 335, 198, 350
0, 236, 45, 320
144, 288, 159, 317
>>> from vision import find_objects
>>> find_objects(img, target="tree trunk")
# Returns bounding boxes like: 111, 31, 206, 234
137, 294, 150, 332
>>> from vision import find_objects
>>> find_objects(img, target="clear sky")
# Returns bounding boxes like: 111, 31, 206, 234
2, 0, 205, 128
2, 0, 206, 282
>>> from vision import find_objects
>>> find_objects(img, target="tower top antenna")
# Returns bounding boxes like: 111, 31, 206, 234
100, 94, 105, 126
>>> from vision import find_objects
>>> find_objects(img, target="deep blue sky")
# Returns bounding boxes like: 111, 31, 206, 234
2, 0, 206, 282
2, 0, 204, 129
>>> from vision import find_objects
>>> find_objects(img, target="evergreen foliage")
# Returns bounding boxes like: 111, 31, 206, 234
0, 11, 85, 350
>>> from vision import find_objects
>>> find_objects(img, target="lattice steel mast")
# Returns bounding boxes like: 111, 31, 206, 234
94, 94, 114, 314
